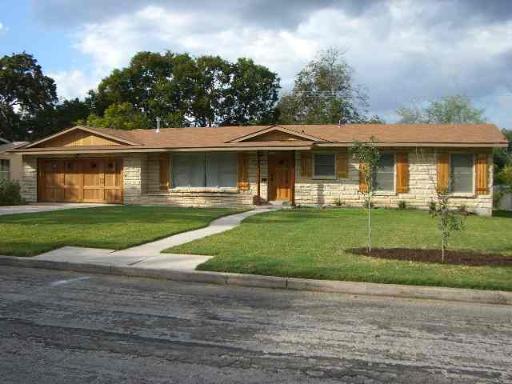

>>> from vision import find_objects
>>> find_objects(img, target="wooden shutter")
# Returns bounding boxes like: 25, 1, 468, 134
300, 152, 312, 178
395, 152, 409, 193
437, 152, 450, 192
159, 153, 170, 191
336, 150, 349, 179
475, 153, 489, 195
238, 153, 250, 191
359, 162, 368, 193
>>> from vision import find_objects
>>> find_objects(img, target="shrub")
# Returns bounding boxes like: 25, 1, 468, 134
334, 197, 344, 207
458, 204, 471, 216
398, 200, 407, 209
0, 179, 24, 205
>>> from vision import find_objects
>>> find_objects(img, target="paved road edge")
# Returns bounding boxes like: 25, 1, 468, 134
1, 255, 510, 306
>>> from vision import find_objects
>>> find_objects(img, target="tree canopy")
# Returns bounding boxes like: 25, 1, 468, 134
396, 95, 485, 124
0, 53, 58, 140
88, 51, 280, 128
277, 49, 381, 125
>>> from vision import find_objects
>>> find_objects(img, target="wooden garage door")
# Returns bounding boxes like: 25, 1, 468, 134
38, 158, 123, 203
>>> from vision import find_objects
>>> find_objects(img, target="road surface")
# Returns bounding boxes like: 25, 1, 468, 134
0, 266, 511, 383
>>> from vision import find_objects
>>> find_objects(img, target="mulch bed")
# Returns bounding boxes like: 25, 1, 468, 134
349, 248, 512, 266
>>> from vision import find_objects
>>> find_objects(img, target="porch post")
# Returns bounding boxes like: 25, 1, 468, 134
256, 150, 261, 205
291, 150, 296, 206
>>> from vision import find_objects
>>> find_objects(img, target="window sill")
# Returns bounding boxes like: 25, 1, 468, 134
373, 191, 396, 196
311, 176, 337, 180
448, 193, 475, 198
169, 187, 239, 194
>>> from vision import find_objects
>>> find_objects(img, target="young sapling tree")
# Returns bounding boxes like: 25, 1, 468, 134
350, 137, 380, 253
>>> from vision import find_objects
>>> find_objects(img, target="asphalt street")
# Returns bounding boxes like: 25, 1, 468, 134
0, 266, 511, 383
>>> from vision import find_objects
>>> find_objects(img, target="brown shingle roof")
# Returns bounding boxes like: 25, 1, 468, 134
17, 123, 508, 153
86, 123, 507, 147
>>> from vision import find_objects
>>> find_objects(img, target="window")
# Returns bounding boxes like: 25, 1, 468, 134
450, 153, 473, 193
172, 153, 237, 188
313, 153, 335, 178
374, 153, 394, 192
0, 159, 9, 181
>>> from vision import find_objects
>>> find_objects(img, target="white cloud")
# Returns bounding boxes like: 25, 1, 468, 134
49, 69, 98, 101
59, 2, 512, 127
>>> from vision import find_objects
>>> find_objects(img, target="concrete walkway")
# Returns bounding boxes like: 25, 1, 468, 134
0, 203, 110, 216
33, 208, 276, 271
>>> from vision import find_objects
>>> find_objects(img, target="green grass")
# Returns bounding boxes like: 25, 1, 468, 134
169, 208, 512, 291
0, 206, 239, 256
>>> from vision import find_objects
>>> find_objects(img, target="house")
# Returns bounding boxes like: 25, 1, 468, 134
10, 124, 508, 215
0, 139, 29, 182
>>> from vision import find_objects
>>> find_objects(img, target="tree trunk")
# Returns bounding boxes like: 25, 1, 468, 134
367, 195, 372, 253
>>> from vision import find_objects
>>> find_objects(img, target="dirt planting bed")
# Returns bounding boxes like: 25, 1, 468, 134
350, 248, 512, 267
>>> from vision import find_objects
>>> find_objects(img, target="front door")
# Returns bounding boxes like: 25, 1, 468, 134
268, 152, 294, 201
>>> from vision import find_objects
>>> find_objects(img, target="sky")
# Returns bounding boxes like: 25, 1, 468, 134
1, 0, 512, 127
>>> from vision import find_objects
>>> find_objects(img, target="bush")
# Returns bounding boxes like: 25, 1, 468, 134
334, 197, 344, 207
429, 200, 437, 214
0, 179, 24, 205
398, 200, 407, 209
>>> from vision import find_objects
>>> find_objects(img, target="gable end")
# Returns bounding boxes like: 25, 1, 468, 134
229, 125, 325, 143
38, 130, 122, 147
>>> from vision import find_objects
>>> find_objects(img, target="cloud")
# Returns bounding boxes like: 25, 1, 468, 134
38, 1, 512, 127
48, 69, 98, 101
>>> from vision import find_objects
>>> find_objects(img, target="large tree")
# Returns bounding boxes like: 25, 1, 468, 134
0, 53, 57, 140
277, 48, 378, 125
88, 51, 280, 128
31, 98, 91, 139
87, 102, 151, 130
396, 95, 485, 124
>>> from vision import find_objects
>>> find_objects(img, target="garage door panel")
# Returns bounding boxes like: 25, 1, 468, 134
63, 160, 83, 202
38, 158, 123, 204
83, 188, 105, 202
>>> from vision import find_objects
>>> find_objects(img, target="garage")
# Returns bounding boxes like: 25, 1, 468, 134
38, 158, 123, 203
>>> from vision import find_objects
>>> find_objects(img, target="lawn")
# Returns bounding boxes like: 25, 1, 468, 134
0, 206, 239, 256
169, 208, 512, 291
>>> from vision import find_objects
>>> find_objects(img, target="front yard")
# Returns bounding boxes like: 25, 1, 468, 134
0, 206, 238, 256
169, 208, 512, 291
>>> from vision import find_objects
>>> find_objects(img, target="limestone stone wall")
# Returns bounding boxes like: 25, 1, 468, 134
128, 151, 262, 207
20, 156, 37, 202
123, 153, 147, 203
294, 149, 493, 216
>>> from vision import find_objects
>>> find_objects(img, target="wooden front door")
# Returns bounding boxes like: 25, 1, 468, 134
38, 158, 123, 204
268, 152, 294, 201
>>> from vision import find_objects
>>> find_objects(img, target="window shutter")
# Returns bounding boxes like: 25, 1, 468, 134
238, 153, 250, 191
300, 152, 312, 178
437, 152, 450, 192
395, 152, 409, 193
359, 162, 368, 193
475, 153, 489, 195
336, 150, 349, 179
159, 153, 170, 191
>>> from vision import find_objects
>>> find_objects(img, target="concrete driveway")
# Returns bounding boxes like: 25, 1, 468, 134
0, 203, 111, 216
1, 266, 511, 384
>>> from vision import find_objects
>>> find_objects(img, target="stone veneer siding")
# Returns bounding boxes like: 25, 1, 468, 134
19, 149, 494, 215
123, 149, 493, 215
124, 152, 264, 208
294, 149, 493, 216
20, 156, 37, 202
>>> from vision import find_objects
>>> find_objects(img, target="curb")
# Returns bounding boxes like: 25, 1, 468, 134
1, 256, 511, 306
